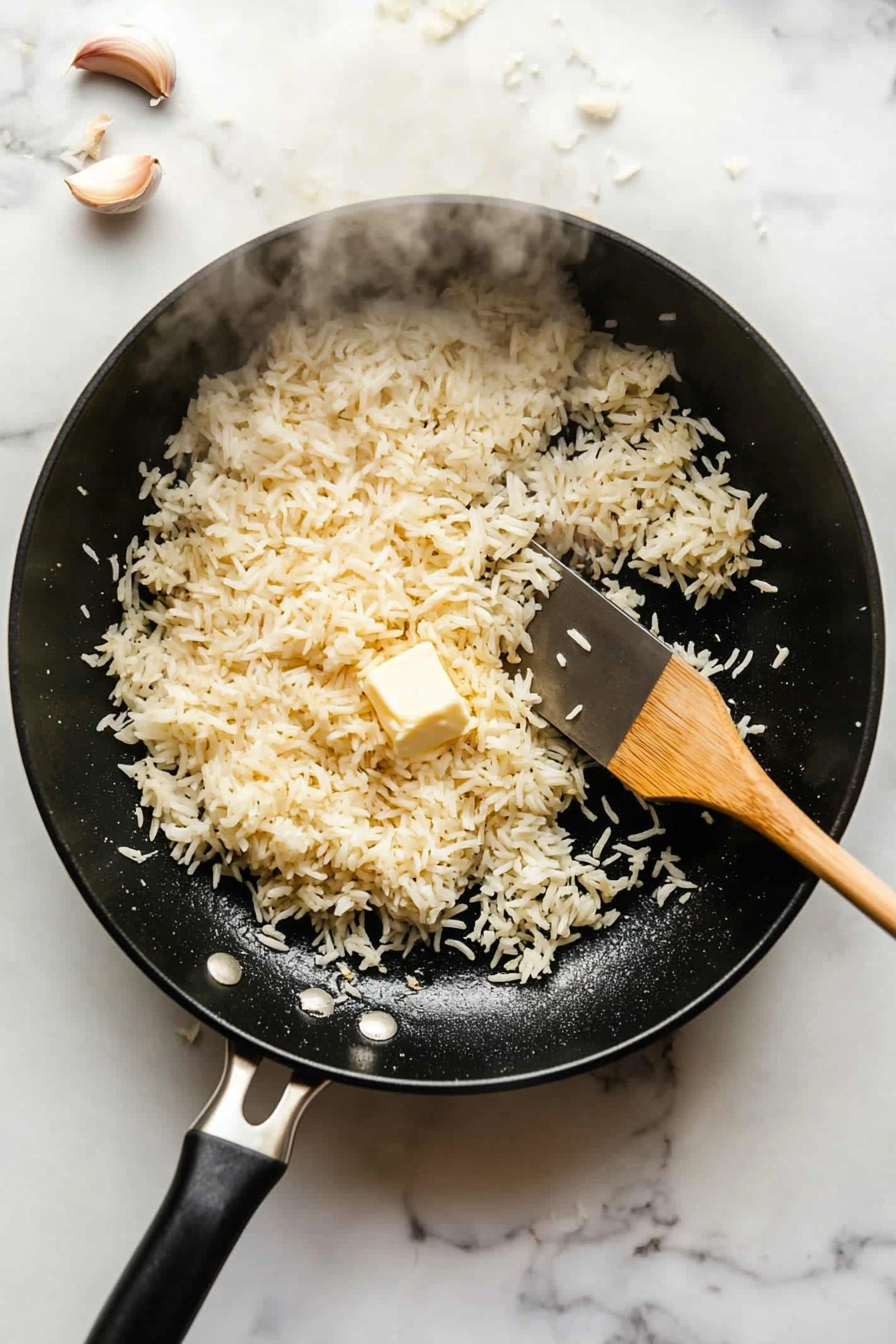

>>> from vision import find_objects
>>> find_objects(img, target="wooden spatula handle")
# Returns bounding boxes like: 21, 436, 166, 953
609, 655, 896, 935
732, 762, 896, 937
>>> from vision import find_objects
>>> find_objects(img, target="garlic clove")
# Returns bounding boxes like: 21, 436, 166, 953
72, 25, 176, 102
65, 154, 162, 215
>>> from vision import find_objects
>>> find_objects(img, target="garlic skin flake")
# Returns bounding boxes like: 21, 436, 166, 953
66, 154, 162, 214
60, 113, 113, 171
72, 26, 176, 102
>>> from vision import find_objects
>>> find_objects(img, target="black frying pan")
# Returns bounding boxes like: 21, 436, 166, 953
8, 198, 884, 1344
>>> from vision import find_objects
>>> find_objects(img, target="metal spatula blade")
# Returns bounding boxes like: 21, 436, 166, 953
517, 544, 670, 765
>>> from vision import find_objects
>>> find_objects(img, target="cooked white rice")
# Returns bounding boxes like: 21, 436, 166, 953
95, 278, 764, 982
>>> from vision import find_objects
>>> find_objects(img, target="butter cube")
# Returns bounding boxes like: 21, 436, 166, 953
362, 642, 471, 759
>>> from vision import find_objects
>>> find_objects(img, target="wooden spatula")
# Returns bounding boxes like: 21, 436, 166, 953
520, 545, 896, 936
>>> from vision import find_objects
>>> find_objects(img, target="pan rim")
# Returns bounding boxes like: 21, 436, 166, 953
8, 194, 886, 1093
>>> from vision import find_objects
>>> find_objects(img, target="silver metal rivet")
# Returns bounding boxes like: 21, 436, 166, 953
299, 987, 335, 1018
207, 952, 242, 986
358, 1010, 398, 1042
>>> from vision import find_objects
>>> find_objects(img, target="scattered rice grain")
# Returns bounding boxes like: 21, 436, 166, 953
731, 649, 754, 679
444, 937, 476, 960
256, 932, 289, 951
118, 846, 155, 863
601, 796, 620, 825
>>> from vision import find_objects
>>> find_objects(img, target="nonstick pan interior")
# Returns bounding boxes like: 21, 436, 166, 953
9, 198, 884, 1092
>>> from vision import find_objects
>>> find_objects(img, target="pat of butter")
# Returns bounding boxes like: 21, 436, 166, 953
362, 642, 471, 759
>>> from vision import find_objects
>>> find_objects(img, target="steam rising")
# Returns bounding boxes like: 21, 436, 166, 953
137, 198, 594, 386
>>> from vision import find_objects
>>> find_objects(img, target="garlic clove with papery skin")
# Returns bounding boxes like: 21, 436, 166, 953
65, 155, 162, 214
71, 26, 176, 102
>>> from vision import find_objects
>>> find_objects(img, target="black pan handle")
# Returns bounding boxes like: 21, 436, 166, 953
85, 1042, 326, 1344
85, 1130, 283, 1344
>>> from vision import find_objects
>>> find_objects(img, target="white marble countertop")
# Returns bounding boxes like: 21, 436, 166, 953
5, 0, 896, 1340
